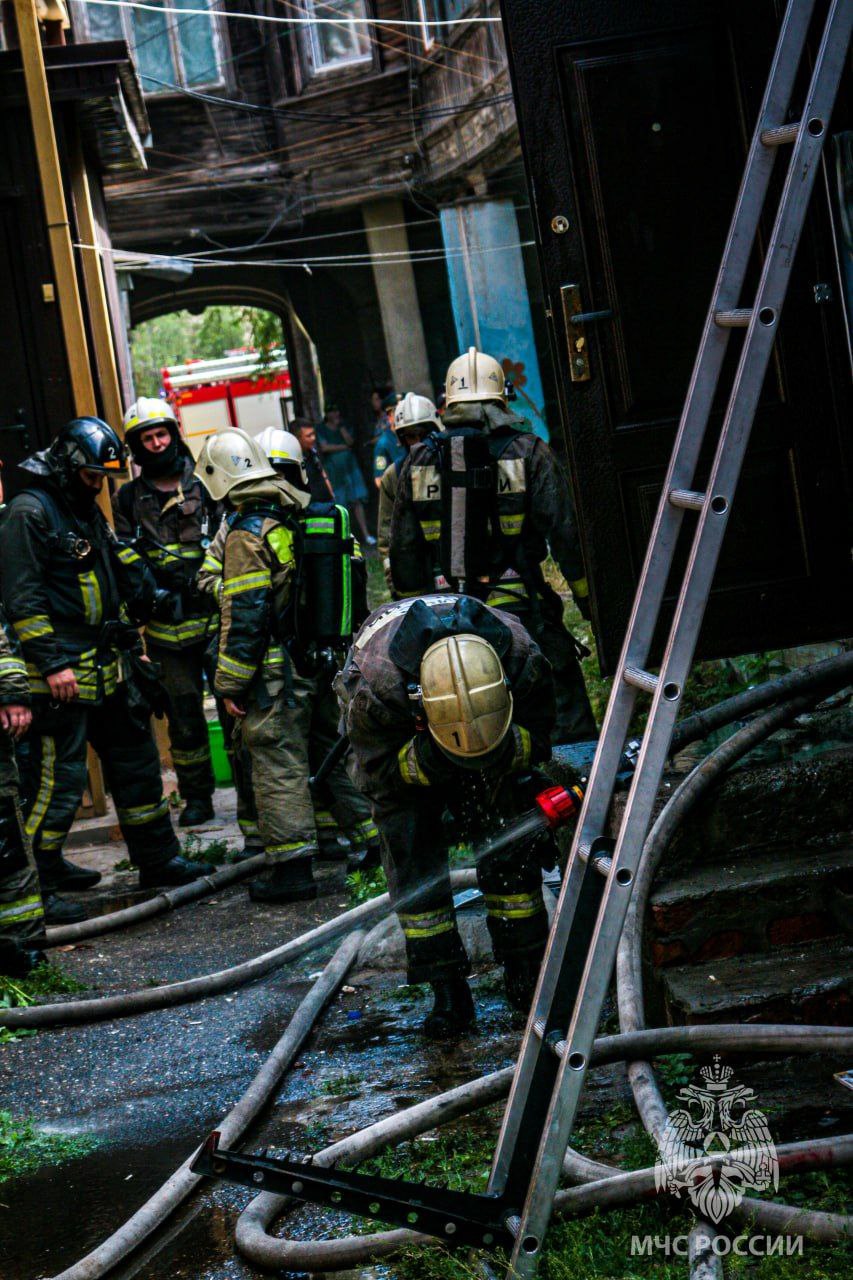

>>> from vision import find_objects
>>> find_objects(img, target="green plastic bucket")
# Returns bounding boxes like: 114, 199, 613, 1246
207, 718, 234, 787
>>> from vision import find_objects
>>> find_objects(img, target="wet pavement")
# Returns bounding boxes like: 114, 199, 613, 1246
0, 800, 637, 1280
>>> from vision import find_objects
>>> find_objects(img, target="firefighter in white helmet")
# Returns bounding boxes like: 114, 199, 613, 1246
196, 429, 376, 903
376, 393, 442, 595
197, 426, 379, 872
113, 398, 223, 828
389, 348, 595, 744
336, 594, 557, 1038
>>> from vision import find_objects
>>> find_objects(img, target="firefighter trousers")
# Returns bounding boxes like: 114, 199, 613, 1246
239, 669, 377, 868
17, 687, 180, 884
0, 763, 45, 951
518, 608, 596, 744
216, 698, 262, 850
147, 640, 215, 804
374, 791, 550, 986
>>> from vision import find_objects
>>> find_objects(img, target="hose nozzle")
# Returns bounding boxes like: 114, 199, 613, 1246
535, 784, 584, 829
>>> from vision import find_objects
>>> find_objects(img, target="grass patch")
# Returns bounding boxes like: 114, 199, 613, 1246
349, 1101, 852, 1279
181, 833, 232, 865
0, 1110, 98, 1184
319, 1071, 363, 1097
346, 865, 387, 905
0, 962, 83, 1044
113, 858, 132, 872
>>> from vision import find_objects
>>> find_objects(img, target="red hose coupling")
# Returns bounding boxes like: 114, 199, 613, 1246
535, 784, 584, 829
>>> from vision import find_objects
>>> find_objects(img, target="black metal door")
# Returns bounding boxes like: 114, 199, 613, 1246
501, 0, 852, 672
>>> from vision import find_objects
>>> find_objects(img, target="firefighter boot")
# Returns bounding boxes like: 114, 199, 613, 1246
0, 939, 42, 978
42, 893, 88, 925
249, 857, 318, 905
502, 952, 544, 1014
52, 855, 102, 892
179, 798, 215, 828
138, 856, 208, 888
422, 977, 476, 1040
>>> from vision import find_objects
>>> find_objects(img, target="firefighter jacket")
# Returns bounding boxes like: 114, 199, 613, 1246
112, 457, 221, 650
376, 459, 401, 593
196, 513, 229, 606
0, 611, 43, 947
388, 402, 588, 613
0, 610, 30, 774
0, 467, 155, 704
214, 476, 304, 702
335, 594, 555, 805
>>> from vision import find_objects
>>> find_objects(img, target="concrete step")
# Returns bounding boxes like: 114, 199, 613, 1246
649, 844, 853, 967
661, 937, 853, 1025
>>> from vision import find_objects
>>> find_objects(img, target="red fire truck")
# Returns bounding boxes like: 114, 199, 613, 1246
161, 350, 294, 458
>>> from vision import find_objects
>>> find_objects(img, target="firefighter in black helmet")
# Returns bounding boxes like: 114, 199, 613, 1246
0, 418, 205, 924
113, 397, 222, 828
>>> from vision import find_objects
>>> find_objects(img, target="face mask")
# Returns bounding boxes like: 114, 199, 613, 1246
135, 435, 182, 478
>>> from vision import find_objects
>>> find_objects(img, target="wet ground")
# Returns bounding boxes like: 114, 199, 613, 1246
0, 791, 635, 1280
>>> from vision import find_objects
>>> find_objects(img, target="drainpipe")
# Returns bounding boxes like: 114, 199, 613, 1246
12, 0, 97, 420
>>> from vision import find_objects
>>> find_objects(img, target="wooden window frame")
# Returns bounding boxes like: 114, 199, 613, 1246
291, 0, 380, 91
69, 0, 230, 96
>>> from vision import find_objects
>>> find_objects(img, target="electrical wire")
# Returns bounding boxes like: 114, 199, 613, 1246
78, 238, 537, 270
78, 0, 502, 26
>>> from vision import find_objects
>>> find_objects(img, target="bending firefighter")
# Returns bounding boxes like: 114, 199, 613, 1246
336, 594, 558, 1038
0, 419, 204, 924
114, 398, 222, 827
194, 428, 379, 904
390, 347, 595, 743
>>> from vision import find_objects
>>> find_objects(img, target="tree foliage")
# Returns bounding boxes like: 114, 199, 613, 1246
129, 306, 284, 397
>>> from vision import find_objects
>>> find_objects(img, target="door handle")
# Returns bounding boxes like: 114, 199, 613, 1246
560, 285, 612, 383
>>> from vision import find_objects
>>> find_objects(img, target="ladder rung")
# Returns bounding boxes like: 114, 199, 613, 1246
577, 843, 613, 876
623, 665, 659, 694
552, 1038, 568, 1060
505, 1215, 521, 1239
532, 1017, 546, 1039
761, 121, 800, 145
713, 308, 753, 327
668, 488, 706, 511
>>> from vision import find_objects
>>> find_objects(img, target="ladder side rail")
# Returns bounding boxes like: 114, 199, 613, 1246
504, 7, 851, 1273
488, 0, 815, 1195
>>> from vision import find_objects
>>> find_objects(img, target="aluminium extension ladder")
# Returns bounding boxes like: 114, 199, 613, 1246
489, 2, 851, 1274
191, 3, 851, 1273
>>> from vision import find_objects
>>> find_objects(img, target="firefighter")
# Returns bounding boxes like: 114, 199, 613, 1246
336, 593, 556, 1038
372, 392, 404, 489
390, 347, 596, 744
376, 393, 441, 595
0, 539, 44, 974
113, 399, 222, 827
0, 418, 204, 921
292, 419, 335, 503
194, 428, 379, 904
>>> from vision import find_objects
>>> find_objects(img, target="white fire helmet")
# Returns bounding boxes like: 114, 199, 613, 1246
122, 397, 178, 439
393, 392, 441, 440
194, 428, 275, 501
256, 426, 306, 471
445, 347, 506, 407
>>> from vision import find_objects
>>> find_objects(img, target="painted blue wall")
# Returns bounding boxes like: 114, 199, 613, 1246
440, 199, 548, 440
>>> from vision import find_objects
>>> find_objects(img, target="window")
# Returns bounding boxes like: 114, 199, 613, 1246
416, 0, 472, 50
303, 0, 371, 75
72, 0, 225, 94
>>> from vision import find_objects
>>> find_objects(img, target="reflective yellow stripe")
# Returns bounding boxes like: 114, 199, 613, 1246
79, 571, 103, 626
116, 797, 170, 826
352, 819, 379, 844
399, 908, 456, 939
314, 808, 336, 830
266, 840, 315, 856
201, 554, 222, 575
266, 524, 295, 566
569, 576, 589, 599
13, 614, 54, 642
25, 736, 56, 839
223, 570, 272, 597
39, 828, 67, 851
171, 745, 211, 767
483, 892, 543, 920
0, 655, 27, 678
238, 819, 260, 836
218, 652, 256, 680
419, 519, 441, 542
487, 583, 529, 608
145, 617, 212, 645
499, 514, 525, 535
0, 895, 44, 924
398, 740, 430, 786
148, 543, 204, 563
263, 645, 286, 668
512, 726, 532, 769
117, 546, 142, 565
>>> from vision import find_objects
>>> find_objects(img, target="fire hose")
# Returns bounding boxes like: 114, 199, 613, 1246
21, 655, 853, 1277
